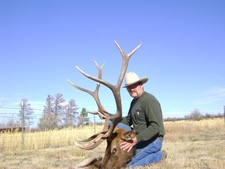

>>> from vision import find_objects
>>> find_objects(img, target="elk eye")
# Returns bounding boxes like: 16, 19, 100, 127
112, 148, 117, 155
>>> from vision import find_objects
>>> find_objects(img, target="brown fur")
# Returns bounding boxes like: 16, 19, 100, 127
72, 128, 136, 169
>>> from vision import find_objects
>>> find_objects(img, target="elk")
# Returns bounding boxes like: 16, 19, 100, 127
68, 41, 141, 169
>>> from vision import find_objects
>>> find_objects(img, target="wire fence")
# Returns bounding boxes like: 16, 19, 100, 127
0, 106, 103, 129
1, 105, 224, 128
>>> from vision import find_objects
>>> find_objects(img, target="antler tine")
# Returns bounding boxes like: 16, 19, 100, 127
74, 128, 107, 150
68, 61, 113, 149
101, 41, 141, 138
114, 41, 141, 88
75, 65, 122, 121
67, 79, 107, 117
67, 61, 109, 117
69, 42, 141, 149
75, 137, 105, 150
75, 131, 107, 142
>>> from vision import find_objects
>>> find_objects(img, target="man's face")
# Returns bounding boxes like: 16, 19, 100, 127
126, 83, 142, 98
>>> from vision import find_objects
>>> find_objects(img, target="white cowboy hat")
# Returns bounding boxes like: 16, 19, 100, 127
123, 72, 148, 88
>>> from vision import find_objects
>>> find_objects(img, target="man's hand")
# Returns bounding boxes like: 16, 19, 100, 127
120, 137, 137, 152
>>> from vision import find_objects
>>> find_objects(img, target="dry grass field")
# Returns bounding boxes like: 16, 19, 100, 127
0, 118, 225, 169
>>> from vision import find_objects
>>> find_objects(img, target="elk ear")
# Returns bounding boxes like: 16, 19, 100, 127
112, 148, 117, 155
121, 130, 136, 141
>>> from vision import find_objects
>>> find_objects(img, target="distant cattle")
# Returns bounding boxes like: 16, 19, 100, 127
0, 127, 25, 133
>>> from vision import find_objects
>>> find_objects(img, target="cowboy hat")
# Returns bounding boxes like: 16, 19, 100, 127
123, 72, 148, 88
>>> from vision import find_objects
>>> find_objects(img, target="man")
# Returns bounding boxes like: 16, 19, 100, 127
119, 72, 166, 167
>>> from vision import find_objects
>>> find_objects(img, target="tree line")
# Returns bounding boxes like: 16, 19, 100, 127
1, 93, 91, 130
1, 96, 224, 129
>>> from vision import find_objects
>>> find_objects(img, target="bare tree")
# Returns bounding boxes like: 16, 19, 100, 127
18, 99, 34, 129
38, 95, 55, 130
54, 93, 65, 128
185, 108, 203, 121
6, 114, 20, 128
39, 94, 66, 130
63, 99, 79, 127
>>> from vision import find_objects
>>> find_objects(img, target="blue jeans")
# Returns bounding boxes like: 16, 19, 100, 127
116, 123, 163, 168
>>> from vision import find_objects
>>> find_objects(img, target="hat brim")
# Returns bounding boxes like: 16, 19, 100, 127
123, 77, 148, 88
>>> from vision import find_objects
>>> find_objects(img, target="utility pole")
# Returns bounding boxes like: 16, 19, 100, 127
21, 100, 25, 147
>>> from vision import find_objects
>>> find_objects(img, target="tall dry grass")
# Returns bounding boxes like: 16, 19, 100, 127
0, 118, 225, 168
164, 118, 225, 142
0, 125, 104, 151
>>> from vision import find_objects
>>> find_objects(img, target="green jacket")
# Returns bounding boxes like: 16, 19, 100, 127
120, 92, 165, 142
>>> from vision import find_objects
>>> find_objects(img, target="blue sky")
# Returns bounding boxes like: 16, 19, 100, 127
1, 0, 225, 126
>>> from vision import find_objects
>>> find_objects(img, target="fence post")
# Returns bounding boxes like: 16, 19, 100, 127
21, 100, 25, 147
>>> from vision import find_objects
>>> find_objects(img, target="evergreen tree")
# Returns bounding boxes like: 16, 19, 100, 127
78, 108, 90, 126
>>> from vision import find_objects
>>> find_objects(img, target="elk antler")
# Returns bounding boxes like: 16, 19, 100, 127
67, 41, 141, 150
67, 61, 111, 134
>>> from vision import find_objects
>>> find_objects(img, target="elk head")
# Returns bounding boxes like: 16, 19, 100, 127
68, 41, 141, 169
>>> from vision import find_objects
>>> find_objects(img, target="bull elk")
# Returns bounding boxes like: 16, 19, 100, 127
68, 41, 141, 169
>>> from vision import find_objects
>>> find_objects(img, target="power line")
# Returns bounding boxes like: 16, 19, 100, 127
0, 107, 43, 111
0, 107, 18, 110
